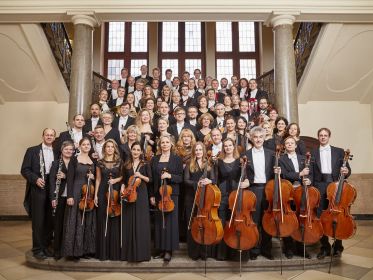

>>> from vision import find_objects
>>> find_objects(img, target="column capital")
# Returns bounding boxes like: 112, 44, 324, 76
265, 11, 300, 27
67, 11, 101, 27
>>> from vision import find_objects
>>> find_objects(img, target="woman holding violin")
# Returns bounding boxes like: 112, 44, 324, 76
61, 138, 96, 259
120, 125, 141, 161
176, 128, 196, 167
120, 142, 152, 262
136, 109, 156, 161
183, 142, 216, 260
150, 135, 183, 262
49, 140, 75, 260
94, 139, 123, 260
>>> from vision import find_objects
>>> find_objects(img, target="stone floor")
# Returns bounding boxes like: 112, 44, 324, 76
0, 220, 373, 280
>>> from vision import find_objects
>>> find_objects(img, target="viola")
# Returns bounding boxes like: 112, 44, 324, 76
79, 167, 95, 213
321, 149, 356, 240
291, 152, 323, 244
224, 156, 259, 251
121, 160, 143, 203
106, 173, 121, 217
158, 168, 175, 229
262, 145, 299, 238
190, 152, 223, 245
143, 133, 154, 163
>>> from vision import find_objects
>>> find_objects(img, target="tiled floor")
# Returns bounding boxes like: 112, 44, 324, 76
0, 220, 372, 280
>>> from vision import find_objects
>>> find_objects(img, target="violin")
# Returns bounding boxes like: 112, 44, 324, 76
176, 145, 192, 164
262, 145, 299, 237
321, 149, 356, 240
121, 160, 144, 203
158, 168, 175, 228
224, 156, 259, 251
106, 172, 121, 217
79, 167, 95, 213
189, 151, 223, 245
143, 133, 154, 163
291, 152, 323, 244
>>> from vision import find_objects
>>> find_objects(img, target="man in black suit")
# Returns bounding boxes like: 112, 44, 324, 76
311, 128, 351, 259
112, 102, 135, 136
160, 68, 173, 90
135, 64, 153, 85
180, 84, 197, 108
248, 78, 269, 101
83, 103, 102, 136
56, 114, 86, 156
107, 79, 120, 100
21, 128, 57, 259
168, 107, 197, 141
245, 126, 276, 260
108, 86, 125, 109
212, 103, 226, 131
118, 67, 129, 92
186, 106, 199, 129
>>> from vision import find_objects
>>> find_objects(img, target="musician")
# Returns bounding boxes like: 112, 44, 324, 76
144, 98, 157, 120
49, 140, 74, 260
236, 116, 251, 152
182, 71, 190, 85
264, 116, 288, 152
21, 128, 57, 260
215, 138, 243, 260
220, 77, 229, 95
62, 138, 96, 259
56, 114, 86, 155
248, 79, 269, 101
234, 100, 250, 123
120, 125, 141, 161
230, 85, 239, 97
250, 97, 270, 124
222, 115, 237, 142
261, 121, 274, 141
268, 107, 279, 131
285, 123, 306, 156
83, 103, 103, 136
172, 76, 181, 92
183, 142, 216, 260
94, 139, 123, 260
160, 68, 173, 89
127, 76, 135, 94
245, 126, 276, 260
107, 80, 119, 100
168, 107, 197, 141
188, 78, 199, 99
196, 79, 206, 95
212, 103, 226, 132
231, 94, 241, 116
133, 79, 145, 108
176, 128, 196, 167
206, 88, 217, 110
279, 136, 312, 259
139, 85, 155, 109
197, 95, 210, 119
228, 75, 239, 90
101, 112, 121, 146
153, 101, 176, 127
91, 125, 105, 160
186, 106, 199, 128
196, 113, 213, 142
209, 128, 223, 158
311, 128, 351, 259
238, 78, 249, 100
136, 109, 156, 154
152, 67, 161, 81
151, 78, 161, 98
223, 96, 234, 116
108, 86, 125, 109
125, 92, 139, 118
120, 142, 152, 262
156, 118, 172, 139
180, 84, 197, 108
160, 85, 172, 104
135, 64, 152, 85
112, 102, 136, 136
193, 68, 202, 81
169, 90, 181, 113
150, 135, 183, 262
118, 67, 129, 92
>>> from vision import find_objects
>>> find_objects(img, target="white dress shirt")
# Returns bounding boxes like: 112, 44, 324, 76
116, 97, 124, 107
320, 145, 332, 174
120, 78, 127, 87
42, 143, 54, 174
128, 86, 134, 93
250, 88, 258, 99
176, 122, 185, 135
188, 90, 195, 98
240, 87, 247, 99
95, 142, 104, 159
72, 128, 83, 145
208, 100, 215, 109
240, 113, 249, 122
212, 143, 222, 157
216, 117, 225, 128
91, 117, 99, 130
153, 89, 159, 98
288, 153, 299, 172
252, 147, 266, 183
118, 115, 129, 134
189, 119, 197, 126
134, 90, 143, 108
111, 89, 118, 100
165, 79, 172, 87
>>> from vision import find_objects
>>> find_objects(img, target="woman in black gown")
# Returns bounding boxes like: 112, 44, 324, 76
150, 135, 183, 262
62, 138, 96, 259
183, 141, 216, 260
120, 125, 141, 161
94, 139, 123, 260
215, 138, 241, 260
120, 142, 152, 262
196, 113, 213, 143
285, 123, 306, 155
101, 112, 121, 146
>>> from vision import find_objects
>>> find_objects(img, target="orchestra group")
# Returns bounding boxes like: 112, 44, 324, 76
21, 66, 356, 266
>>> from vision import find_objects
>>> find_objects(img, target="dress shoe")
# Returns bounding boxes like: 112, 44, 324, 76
261, 252, 274, 260
34, 252, 47, 260
284, 250, 293, 259
43, 249, 53, 258
317, 249, 331, 260
163, 251, 172, 262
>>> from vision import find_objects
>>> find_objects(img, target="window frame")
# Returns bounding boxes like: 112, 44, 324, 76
158, 22, 206, 78
215, 22, 260, 79
104, 22, 149, 78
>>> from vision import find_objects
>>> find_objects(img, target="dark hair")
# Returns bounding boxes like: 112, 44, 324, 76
124, 141, 142, 169
286, 122, 301, 137
317, 127, 331, 137
120, 102, 130, 108
79, 137, 91, 146
273, 117, 289, 134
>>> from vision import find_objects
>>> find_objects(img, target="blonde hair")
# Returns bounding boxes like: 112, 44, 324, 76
189, 142, 208, 173
219, 138, 240, 160
157, 134, 175, 155
136, 109, 153, 128
198, 112, 214, 127
176, 128, 196, 150
101, 139, 121, 162
122, 125, 141, 143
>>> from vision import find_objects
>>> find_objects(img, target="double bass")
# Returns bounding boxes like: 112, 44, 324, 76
224, 156, 259, 275
291, 152, 323, 245
189, 152, 223, 246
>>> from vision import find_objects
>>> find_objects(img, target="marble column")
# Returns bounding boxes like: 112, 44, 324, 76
68, 15, 97, 120
271, 15, 298, 123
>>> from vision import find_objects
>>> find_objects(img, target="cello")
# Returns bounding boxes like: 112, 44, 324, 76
79, 167, 95, 225
262, 145, 298, 274
224, 156, 259, 275
105, 173, 121, 237
158, 168, 175, 228
291, 152, 323, 267
320, 149, 356, 272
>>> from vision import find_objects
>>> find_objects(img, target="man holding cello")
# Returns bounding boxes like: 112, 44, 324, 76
311, 128, 351, 259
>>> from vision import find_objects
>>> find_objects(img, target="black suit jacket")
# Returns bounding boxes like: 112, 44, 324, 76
246, 89, 268, 101
311, 146, 351, 183
118, 79, 129, 92
83, 118, 103, 134
279, 154, 313, 184
108, 98, 124, 109
112, 116, 135, 132
245, 148, 275, 184
21, 144, 58, 216
153, 114, 176, 127
180, 97, 197, 108
55, 130, 88, 156
135, 75, 153, 85
168, 122, 197, 141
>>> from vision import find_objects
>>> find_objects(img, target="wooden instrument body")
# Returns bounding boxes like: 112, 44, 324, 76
79, 181, 95, 212
122, 175, 141, 203
158, 171, 175, 212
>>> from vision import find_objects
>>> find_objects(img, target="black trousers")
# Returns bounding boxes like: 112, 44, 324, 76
31, 184, 53, 254
53, 196, 66, 256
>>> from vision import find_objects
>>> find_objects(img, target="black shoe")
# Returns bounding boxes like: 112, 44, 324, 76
262, 252, 274, 260
317, 249, 331, 260
249, 253, 258, 260
153, 252, 165, 259
333, 249, 343, 258
295, 248, 311, 259
164, 251, 172, 262
43, 249, 53, 257
285, 250, 293, 259
34, 252, 47, 260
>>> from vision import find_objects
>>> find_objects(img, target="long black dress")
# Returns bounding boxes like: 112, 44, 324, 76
120, 163, 152, 262
96, 159, 122, 260
183, 162, 216, 259
150, 154, 183, 252
62, 160, 96, 257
